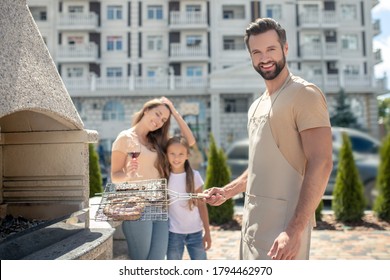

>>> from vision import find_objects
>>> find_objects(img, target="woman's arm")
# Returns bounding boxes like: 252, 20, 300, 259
161, 97, 196, 146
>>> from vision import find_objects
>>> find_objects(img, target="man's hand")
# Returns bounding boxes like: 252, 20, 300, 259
203, 187, 227, 206
267, 231, 302, 260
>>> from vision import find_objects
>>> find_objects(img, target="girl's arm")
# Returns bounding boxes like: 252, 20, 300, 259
161, 97, 196, 146
196, 186, 211, 250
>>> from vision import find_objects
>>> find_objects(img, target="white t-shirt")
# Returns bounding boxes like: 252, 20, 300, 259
168, 170, 204, 234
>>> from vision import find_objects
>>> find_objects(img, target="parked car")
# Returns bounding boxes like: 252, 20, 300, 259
331, 126, 380, 155
225, 127, 380, 207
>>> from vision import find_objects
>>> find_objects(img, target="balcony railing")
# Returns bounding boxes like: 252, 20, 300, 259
170, 43, 208, 58
57, 43, 98, 61
300, 42, 338, 57
299, 10, 357, 26
169, 11, 208, 26
58, 12, 98, 29
373, 19, 381, 36
307, 74, 373, 92
374, 49, 382, 64
62, 75, 209, 94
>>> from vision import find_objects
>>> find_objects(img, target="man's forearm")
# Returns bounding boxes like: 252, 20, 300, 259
224, 169, 248, 199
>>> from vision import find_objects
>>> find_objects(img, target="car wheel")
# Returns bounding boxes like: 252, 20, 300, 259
364, 180, 377, 209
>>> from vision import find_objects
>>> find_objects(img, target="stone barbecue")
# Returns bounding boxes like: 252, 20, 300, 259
0, 0, 114, 259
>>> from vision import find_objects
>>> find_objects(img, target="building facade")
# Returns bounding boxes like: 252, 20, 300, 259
27, 0, 386, 159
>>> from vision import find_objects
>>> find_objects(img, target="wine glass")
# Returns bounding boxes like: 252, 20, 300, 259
127, 136, 142, 178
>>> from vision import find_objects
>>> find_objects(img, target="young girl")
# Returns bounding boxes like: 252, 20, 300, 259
110, 97, 195, 260
165, 136, 211, 260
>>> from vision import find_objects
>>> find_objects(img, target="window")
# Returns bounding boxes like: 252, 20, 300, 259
341, 34, 358, 50
186, 35, 202, 46
147, 68, 157, 77
30, 7, 47, 21
107, 5, 123, 20
344, 65, 360, 75
147, 36, 163, 51
266, 4, 282, 20
107, 36, 123, 51
223, 36, 245, 50
341, 4, 357, 20
224, 98, 248, 113
223, 10, 234, 19
222, 5, 245, 19
303, 34, 321, 44
68, 6, 83, 13
186, 5, 201, 12
67, 36, 84, 45
103, 101, 125, 121
147, 5, 163, 20
186, 66, 202, 77
327, 61, 338, 74
66, 67, 83, 78
107, 67, 122, 77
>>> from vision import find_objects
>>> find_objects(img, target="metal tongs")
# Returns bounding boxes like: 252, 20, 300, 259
167, 190, 208, 205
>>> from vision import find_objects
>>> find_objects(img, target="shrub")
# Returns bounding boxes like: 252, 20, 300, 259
332, 132, 365, 222
374, 134, 390, 221
315, 199, 323, 221
89, 143, 103, 197
204, 134, 234, 224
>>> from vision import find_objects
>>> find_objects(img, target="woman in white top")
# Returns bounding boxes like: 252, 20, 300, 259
111, 97, 195, 260
165, 136, 211, 260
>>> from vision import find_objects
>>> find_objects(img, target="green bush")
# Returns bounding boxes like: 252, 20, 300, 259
204, 134, 234, 224
332, 132, 365, 222
374, 134, 390, 221
315, 199, 323, 221
89, 143, 103, 197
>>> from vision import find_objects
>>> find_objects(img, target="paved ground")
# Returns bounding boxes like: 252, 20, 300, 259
112, 229, 390, 260
90, 197, 390, 260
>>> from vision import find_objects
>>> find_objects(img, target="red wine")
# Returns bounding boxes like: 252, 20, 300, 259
128, 152, 140, 159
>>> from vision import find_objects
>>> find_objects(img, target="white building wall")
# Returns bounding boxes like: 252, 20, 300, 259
26, 0, 384, 154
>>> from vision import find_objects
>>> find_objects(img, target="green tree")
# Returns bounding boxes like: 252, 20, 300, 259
204, 134, 234, 224
332, 133, 365, 222
378, 98, 390, 135
330, 89, 359, 129
89, 143, 103, 197
374, 134, 390, 221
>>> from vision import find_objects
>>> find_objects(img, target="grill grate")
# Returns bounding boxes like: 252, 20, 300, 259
94, 179, 168, 222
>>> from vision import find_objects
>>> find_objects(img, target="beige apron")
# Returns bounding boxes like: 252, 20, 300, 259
241, 84, 312, 260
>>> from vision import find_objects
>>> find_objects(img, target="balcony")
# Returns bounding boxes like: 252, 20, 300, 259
307, 74, 373, 93
56, 43, 98, 62
169, 11, 208, 28
58, 12, 99, 30
374, 49, 382, 65
170, 43, 208, 61
299, 10, 346, 27
62, 75, 209, 96
373, 19, 381, 36
300, 42, 338, 58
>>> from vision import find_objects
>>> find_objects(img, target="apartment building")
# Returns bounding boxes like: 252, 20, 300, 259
27, 0, 386, 159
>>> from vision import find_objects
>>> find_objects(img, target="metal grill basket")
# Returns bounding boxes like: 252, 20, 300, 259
95, 179, 169, 222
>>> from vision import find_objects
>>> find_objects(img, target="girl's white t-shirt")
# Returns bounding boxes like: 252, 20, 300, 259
168, 170, 204, 234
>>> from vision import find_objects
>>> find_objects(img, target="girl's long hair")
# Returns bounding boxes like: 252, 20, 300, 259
166, 136, 196, 210
132, 98, 171, 179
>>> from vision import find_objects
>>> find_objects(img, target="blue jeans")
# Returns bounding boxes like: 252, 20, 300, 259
167, 230, 207, 260
122, 220, 168, 260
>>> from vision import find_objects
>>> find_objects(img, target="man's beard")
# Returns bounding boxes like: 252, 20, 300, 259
253, 54, 286, 80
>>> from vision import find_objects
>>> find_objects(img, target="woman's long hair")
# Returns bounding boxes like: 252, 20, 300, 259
132, 98, 171, 179
166, 136, 196, 210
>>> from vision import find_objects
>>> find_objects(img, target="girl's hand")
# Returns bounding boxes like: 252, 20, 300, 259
203, 231, 212, 250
